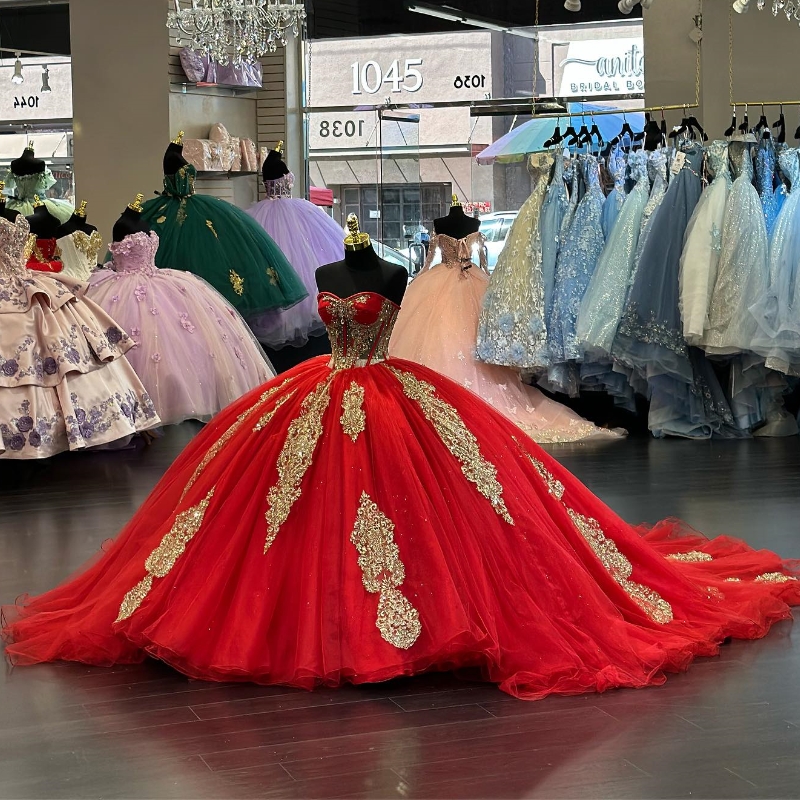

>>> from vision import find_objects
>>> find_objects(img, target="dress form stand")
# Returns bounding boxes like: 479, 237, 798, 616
26, 196, 61, 238
164, 131, 188, 175
112, 194, 150, 242
56, 200, 98, 238
317, 214, 408, 306
0, 182, 19, 222
262, 140, 291, 182
9, 143, 45, 177
25, 196, 63, 273
433, 194, 480, 239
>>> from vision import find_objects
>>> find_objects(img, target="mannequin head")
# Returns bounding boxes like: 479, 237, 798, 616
10, 143, 45, 176
112, 193, 150, 242
163, 131, 189, 176
26, 196, 60, 238
262, 141, 291, 182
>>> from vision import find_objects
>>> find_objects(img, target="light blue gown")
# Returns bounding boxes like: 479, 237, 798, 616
546, 154, 606, 396
540, 152, 570, 334
756, 140, 782, 238
577, 150, 650, 409
601, 147, 627, 239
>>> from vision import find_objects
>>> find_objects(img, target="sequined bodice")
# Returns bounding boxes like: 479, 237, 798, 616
628, 150, 649, 184
779, 148, 800, 191
0, 214, 30, 276
583, 154, 601, 192
729, 141, 754, 182
318, 292, 399, 369
755, 142, 776, 195
707, 140, 731, 182
28, 237, 59, 263
263, 172, 294, 200
164, 164, 197, 198
608, 148, 626, 190
108, 231, 159, 275
432, 232, 486, 268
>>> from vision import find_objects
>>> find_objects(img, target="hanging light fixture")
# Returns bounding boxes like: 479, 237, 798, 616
40, 65, 51, 93
11, 52, 23, 85
564, 0, 581, 10
735, 0, 800, 25
732, 0, 751, 11
166, 0, 307, 65
618, 0, 640, 13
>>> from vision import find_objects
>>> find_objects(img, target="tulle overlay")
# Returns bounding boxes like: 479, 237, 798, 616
245, 195, 343, 348
4, 168, 74, 223
0, 216, 160, 458
140, 164, 307, 317
4, 294, 799, 698
86, 231, 274, 426
389, 238, 621, 443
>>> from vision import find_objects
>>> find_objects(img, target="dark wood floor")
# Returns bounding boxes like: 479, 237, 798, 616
2, 429, 800, 799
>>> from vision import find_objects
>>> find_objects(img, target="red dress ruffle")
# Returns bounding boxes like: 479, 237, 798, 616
3, 292, 798, 700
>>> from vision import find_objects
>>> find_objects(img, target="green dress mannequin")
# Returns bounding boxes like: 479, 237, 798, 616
4, 144, 73, 223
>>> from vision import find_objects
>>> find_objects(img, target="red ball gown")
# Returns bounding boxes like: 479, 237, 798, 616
4, 291, 799, 699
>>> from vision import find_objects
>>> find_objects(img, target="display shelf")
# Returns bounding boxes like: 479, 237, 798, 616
172, 81, 262, 97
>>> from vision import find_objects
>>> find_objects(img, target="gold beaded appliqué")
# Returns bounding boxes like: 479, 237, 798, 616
340, 381, 366, 442
528, 455, 565, 500
264, 377, 332, 552
567, 509, 674, 624
388, 367, 514, 525
351, 492, 421, 650
253, 389, 297, 431
229, 270, 244, 296
116, 489, 215, 622
206, 220, 218, 238
667, 551, 713, 563
266, 266, 279, 286
72, 230, 103, 262
754, 572, 797, 584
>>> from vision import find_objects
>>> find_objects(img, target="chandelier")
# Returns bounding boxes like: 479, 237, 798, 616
167, 1, 307, 65
734, 0, 800, 24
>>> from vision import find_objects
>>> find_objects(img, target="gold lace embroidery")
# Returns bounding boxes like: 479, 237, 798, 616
254, 390, 297, 431
388, 366, 513, 525
177, 197, 188, 226
23, 232, 36, 261
182, 378, 294, 499
351, 492, 421, 650
206, 220, 218, 238
229, 270, 244, 296
156, 216, 167, 224
340, 381, 366, 442
72, 230, 103, 262
264, 377, 332, 552
725, 577, 742, 582
327, 294, 397, 369
754, 572, 797, 583
528, 455, 565, 500
667, 551, 713, 563
567, 509, 674, 624
266, 266, 279, 286
116, 489, 215, 622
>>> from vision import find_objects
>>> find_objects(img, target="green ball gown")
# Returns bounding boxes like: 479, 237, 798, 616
140, 164, 307, 318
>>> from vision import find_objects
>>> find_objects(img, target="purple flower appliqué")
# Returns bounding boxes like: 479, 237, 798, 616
179, 313, 195, 333
43, 357, 58, 375
28, 430, 41, 448
111, 295, 120, 303
150, 307, 159, 316
134, 285, 147, 302
151, 352, 162, 363
16, 416, 33, 433
66, 348, 80, 365
130, 327, 141, 338
80, 422, 95, 439
1, 359, 18, 376
8, 433, 25, 451
106, 326, 123, 345
75, 408, 87, 424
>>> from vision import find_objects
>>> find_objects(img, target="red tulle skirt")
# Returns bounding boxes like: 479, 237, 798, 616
3, 355, 799, 700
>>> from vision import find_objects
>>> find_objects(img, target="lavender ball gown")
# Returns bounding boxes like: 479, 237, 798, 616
245, 172, 344, 349
86, 231, 274, 426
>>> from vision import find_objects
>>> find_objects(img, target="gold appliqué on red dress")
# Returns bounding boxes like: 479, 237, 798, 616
116, 489, 215, 622
351, 492, 421, 650
340, 381, 366, 442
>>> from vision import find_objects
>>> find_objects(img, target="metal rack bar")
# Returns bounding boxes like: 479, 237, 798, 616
731, 100, 800, 107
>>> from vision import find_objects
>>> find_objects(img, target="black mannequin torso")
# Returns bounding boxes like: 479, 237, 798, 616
10, 147, 45, 177
26, 205, 60, 238
0, 200, 19, 222
433, 205, 480, 239
164, 142, 189, 176
112, 208, 150, 242
262, 149, 291, 182
316, 246, 408, 307
56, 212, 97, 238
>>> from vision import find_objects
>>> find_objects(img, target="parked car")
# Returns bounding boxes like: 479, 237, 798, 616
479, 211, 519, 270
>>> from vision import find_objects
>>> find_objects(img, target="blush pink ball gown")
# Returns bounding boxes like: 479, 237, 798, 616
389, 232, 623, 443
86, 231, 274, 427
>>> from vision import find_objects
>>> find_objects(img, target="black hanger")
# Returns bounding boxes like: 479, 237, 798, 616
754, 105, 769, 134
543, 122, 564, 149
738, 105, 750, 134
724, 105, 737, 137
686, 116, 709, 142
773, 106, 786, 144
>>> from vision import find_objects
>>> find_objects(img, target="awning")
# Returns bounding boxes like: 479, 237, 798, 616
310, 186, 334, 206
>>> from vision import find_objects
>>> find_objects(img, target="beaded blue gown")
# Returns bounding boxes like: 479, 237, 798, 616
757, 140, 782, 238
546, 154, 606, 396
613, 142, 740, 439
540, 152, 570, 343
601, 147, 627, 239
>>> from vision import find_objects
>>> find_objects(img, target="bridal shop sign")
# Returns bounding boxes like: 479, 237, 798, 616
558, 38, 645, 97
0, 59, 72, 122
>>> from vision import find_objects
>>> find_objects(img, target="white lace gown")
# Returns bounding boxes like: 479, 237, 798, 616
57, 230, 103, 282
679, 141, 731, 346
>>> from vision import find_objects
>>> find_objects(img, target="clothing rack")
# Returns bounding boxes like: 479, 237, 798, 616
527, 103, 699, 121
731, 100, 800, 107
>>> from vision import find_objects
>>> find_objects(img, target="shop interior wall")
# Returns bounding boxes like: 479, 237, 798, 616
644, 0, 800, 134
